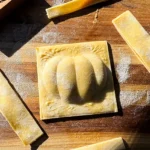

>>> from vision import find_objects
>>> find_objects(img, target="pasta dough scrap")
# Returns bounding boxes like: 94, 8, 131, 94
0, 71, 43, 145
112, 11, 150, 73
36, 41, 118, 120
46, 0, 107, 19
71, 137, 125, 150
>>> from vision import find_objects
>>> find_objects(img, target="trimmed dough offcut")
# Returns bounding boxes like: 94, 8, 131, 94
0, 71, 43, 145
112, 10, 150, 73
46, 0, 107, 19
71, 137, 125, 150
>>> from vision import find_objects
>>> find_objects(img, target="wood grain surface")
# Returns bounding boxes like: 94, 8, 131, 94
0, 0, 25, 19
0, 0, 150, 149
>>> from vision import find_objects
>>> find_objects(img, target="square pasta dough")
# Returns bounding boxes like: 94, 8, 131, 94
36, 41, 118, 120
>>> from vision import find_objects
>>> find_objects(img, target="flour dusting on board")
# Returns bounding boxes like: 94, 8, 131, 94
43, 32, 59, 44
32, 25, 72, 44
0, 49, 38, 100
0, 121, 9, 128
31, 18, 78, 44
146, 91, 150, 104
0, 115, 9, 128
2, 70, 38, 100
0, 50, 22, 63
116, 49, 131, 83
42, 30, 72, 44
53, 0, 64, 6
120, 91, 146, 108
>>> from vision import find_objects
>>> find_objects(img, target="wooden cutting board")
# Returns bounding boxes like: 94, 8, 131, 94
0, 0, 150, 149
0, 0, 24, 19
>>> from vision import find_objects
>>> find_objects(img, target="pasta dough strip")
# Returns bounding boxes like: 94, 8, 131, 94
71, 137, 125, 150
46, 0, 107, 19
112, 11, 150, 73
0, 71, 43, 145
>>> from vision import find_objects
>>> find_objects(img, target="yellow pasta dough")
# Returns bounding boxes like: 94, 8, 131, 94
71, 137, 125, 150
112, 10, 150, 72
46, 0, 107, 19
36, 41, 118, 120
0, 71, 43, 145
